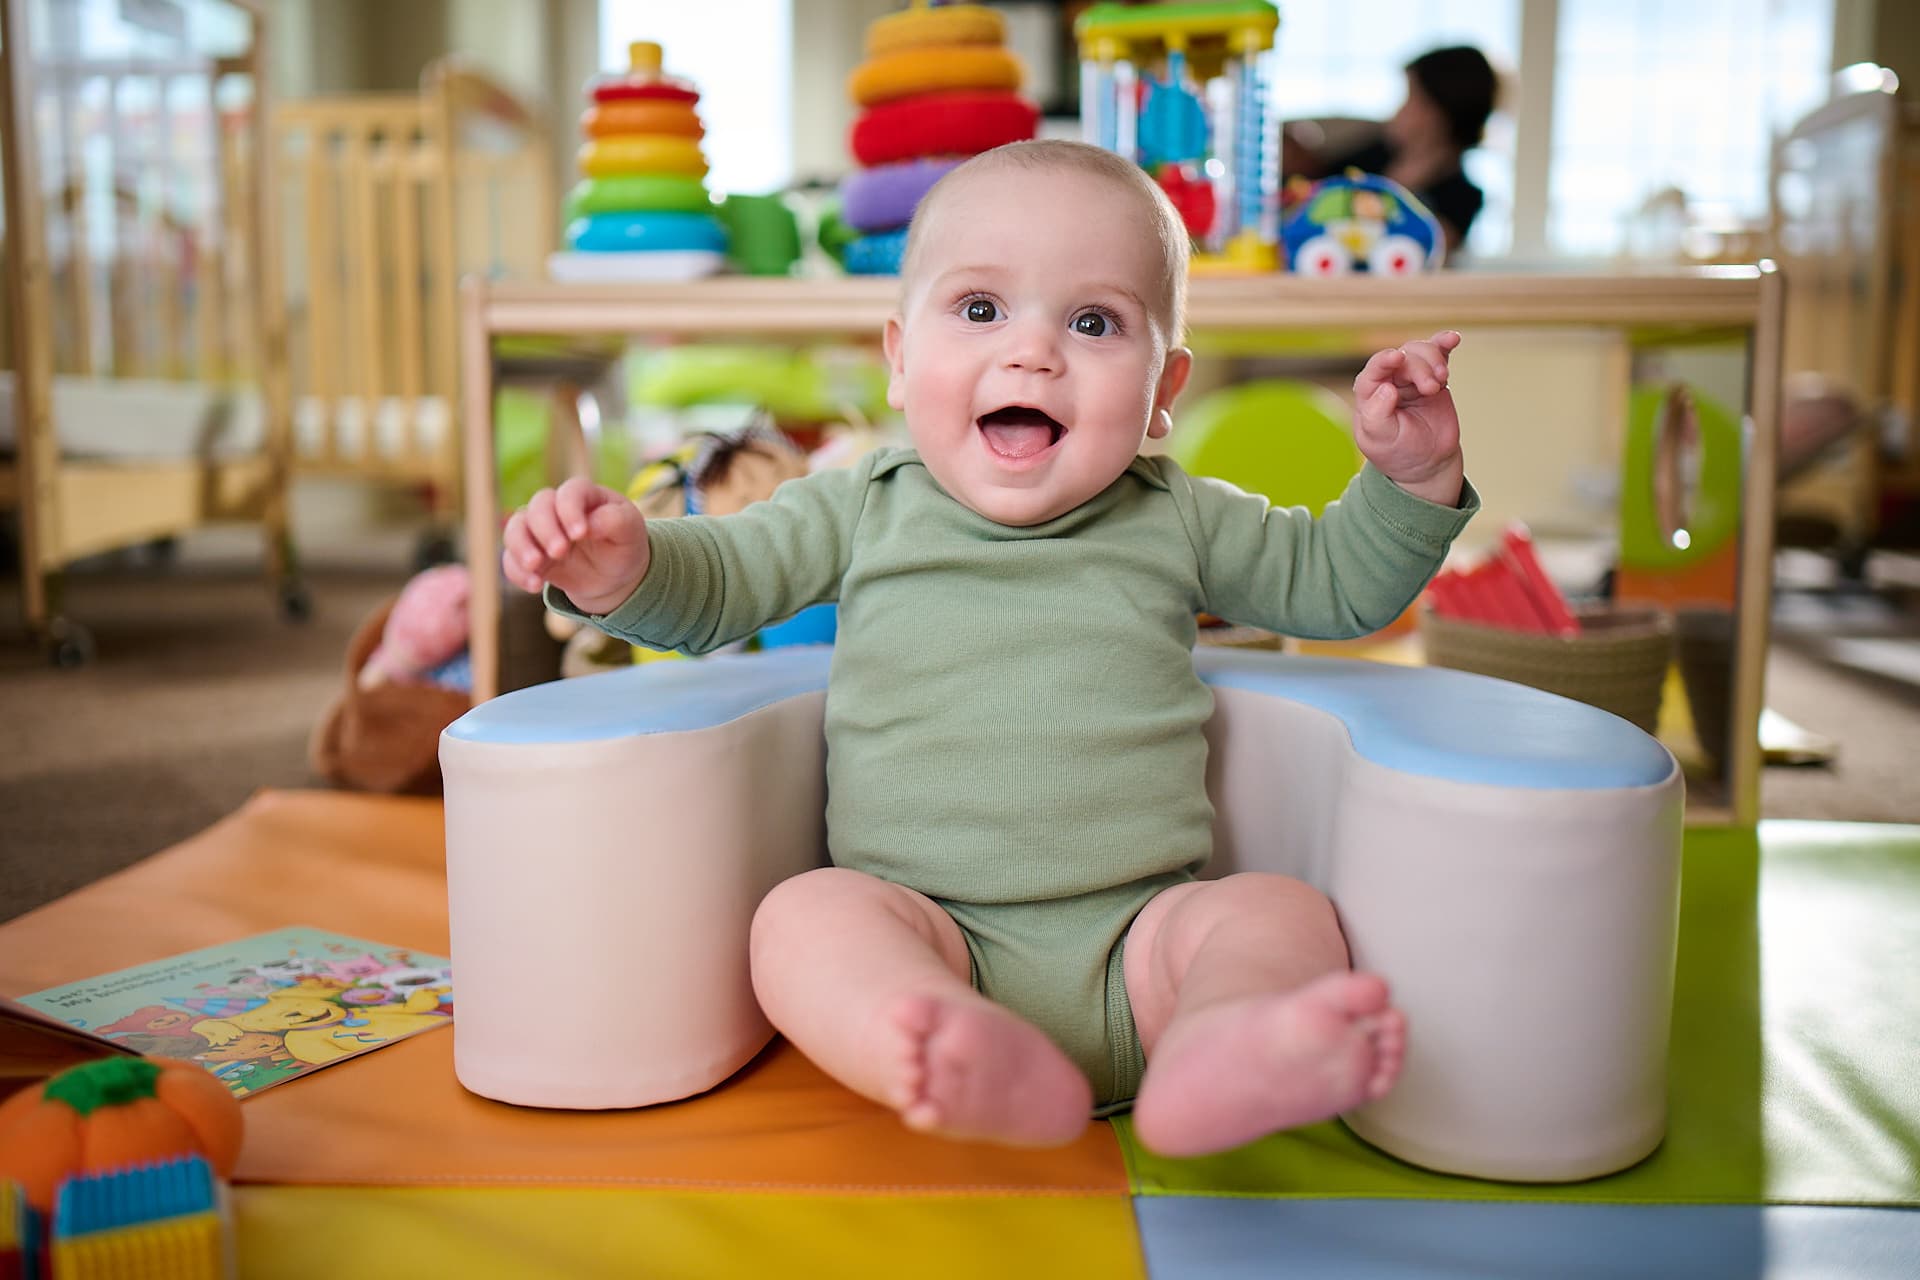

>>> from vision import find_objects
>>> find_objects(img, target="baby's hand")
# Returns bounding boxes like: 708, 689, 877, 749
501, 477, 651, 615
1352, 331, 1465, 508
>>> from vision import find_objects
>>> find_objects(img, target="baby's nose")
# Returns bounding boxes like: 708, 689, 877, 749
1001, 322, 1062, 373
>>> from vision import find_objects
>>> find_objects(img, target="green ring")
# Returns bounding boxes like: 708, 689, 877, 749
565, 175, 713, 220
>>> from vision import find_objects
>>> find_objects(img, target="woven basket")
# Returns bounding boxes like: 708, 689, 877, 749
1419, 605, 1673, 734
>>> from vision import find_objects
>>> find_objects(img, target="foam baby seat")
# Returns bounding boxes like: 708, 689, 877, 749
440, 646, 1682, 1183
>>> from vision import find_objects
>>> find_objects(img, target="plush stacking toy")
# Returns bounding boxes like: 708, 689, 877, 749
0, 1057, 243, 1215
839, 3, 1039, 274
549, 41, 727, 283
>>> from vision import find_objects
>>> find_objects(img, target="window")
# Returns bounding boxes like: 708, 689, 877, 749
1265, 0, 1521, 257
597, 3, 792, 197
1547, 0, 1833, 256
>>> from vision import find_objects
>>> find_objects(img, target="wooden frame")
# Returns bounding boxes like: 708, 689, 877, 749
273, 59, 553, 522
458, 271, 1784, 827
0, 0, 294, 657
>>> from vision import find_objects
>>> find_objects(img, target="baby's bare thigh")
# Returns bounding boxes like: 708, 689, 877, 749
1122, 873, 1349, 1052
752, 865, 973, 981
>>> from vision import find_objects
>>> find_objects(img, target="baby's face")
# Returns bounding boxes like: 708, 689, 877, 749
885, 168, 1190, 527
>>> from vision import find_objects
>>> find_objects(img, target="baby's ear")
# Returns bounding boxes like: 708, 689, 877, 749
883, 315, 908, 411
1150, 346, 1194, 436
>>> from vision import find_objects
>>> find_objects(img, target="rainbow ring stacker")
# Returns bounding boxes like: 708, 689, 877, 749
566, 211, 729, 255
565, 175, 714, 221
578, 135, 709, 180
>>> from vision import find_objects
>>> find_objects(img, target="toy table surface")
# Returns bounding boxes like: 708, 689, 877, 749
457, 270, 1784, 825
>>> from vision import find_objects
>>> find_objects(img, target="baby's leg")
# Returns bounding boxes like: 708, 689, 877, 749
750, 867, 1092, 1146
1123, 873, 1406, 1157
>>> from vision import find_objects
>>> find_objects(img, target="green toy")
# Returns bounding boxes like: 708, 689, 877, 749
1167, 379, 1362, 516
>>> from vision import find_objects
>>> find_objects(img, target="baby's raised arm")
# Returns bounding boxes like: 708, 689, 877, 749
501, 476, 651, 615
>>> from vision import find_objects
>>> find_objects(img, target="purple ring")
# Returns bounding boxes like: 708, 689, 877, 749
840, 157, 964, 233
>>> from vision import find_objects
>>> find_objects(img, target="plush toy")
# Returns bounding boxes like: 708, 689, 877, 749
0, 1056, 243, 1214
358, 563, 471, 691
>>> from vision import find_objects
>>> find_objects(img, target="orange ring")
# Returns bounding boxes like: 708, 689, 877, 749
847, 46, 1021, 109
581, 101, 704, 140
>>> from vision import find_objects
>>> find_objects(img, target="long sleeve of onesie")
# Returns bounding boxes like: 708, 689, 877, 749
545, 450, 879, 654
1164, 460, 1480, 639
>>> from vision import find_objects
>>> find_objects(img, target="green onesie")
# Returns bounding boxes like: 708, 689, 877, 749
554, 449, 1477, 1107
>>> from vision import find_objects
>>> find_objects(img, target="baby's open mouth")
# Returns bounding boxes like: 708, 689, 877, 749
978, 405, 1064, 459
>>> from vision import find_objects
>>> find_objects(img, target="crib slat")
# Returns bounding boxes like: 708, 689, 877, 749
390, 132, 425, 448
303, 120, 339, 463
343, 123, 383, 459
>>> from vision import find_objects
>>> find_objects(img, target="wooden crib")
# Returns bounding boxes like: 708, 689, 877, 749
273, 60, 555, 556
0, 0, 297, 664
1768, 63, 1920, 565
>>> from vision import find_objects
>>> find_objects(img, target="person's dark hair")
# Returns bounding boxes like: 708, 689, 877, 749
1406, 46, 1497, 151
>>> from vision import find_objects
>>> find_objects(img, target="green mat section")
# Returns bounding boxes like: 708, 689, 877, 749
1119, 821, 1920, 1206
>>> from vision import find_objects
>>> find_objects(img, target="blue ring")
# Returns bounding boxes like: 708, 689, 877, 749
843, 227, 908, 275
567, 211, 729, 254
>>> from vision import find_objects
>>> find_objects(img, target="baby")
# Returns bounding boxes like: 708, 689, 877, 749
503, 140, 1478, 1156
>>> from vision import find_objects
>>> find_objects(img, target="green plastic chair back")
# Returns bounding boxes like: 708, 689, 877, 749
1167, 379, 1362, 515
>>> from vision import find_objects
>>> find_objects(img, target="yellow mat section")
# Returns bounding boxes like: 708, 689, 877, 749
234, 1186, 1146, 1279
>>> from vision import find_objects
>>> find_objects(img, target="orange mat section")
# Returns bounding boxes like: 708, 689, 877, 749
0, 791, 1128, 1195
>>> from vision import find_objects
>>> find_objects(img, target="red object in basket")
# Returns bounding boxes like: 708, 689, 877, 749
1427, 524, 1583, 635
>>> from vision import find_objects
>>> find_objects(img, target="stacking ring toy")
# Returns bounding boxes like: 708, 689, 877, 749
579, 136, 708, 179
565, 175, 713, 221
581, 101, 704, 140
848, 46, 1022, 109
842, 227, 908, 276
865, 3, 1005, 57
840, 157, 963, 233
850, 90, 1038, 167
566, 211, 728, 254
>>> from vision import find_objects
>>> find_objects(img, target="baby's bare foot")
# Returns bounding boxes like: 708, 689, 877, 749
885, 993, 1093, 1147
1131, 970, 1406, 1158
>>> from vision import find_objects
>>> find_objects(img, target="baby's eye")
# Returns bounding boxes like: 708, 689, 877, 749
1073, 311, 1112, 337
965, 299, 999, 323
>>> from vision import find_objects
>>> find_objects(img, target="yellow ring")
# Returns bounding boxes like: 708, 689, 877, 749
848, 45, 1022, 109
864, 4, 1005, 57
578, 136, 709, 179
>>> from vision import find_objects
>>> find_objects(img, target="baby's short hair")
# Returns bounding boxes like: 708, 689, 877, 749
899, 139, 1191, 342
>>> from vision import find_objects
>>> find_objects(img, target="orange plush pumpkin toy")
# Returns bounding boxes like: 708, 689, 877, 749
0, 1056, 243, 1213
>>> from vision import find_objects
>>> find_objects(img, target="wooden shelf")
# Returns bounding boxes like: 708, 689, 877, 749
475, 268, 1777, 339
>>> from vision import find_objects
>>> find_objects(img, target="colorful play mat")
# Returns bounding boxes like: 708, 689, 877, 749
1, 792, 1915, 1275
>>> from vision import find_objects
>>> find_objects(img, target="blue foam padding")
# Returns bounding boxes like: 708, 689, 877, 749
566, 211, 727, 254
445, 647, 833, 745
1194, 648, 1676, 790
1132, 1198, 1920, 1280
448, 648, 1671, 791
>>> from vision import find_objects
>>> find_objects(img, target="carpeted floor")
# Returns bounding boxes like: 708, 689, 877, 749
2, 541, 1917, 924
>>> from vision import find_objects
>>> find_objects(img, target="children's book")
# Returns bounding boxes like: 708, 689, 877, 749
5, 927, 453, 1099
